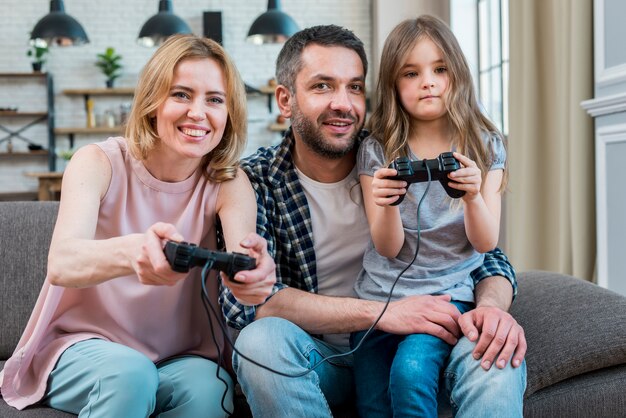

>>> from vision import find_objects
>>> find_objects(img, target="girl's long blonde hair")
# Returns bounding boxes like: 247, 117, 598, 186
368, 15, 507, 190
125, 35, 247, 182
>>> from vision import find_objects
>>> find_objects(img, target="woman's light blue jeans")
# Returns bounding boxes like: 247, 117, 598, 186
234, 316, 526, 418
42, 339, 234, 418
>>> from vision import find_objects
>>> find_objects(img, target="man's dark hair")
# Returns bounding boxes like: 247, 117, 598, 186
276, 25, 368, 92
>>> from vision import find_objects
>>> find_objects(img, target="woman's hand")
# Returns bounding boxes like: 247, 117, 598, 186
221, 233, 276, 306
133, 222, 188, 286
371, 167, 407, 206
449, 152, 483, 201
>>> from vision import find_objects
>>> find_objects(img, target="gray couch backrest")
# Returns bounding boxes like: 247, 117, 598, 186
0, 202, 59, 359
511, 270, 626, 397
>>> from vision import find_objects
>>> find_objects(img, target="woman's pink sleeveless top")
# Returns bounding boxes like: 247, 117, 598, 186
1, 137, 227, 409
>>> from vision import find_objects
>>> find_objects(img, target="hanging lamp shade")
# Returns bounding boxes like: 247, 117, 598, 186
30, 0, 89, 47
138, 0, 192, 47
247, 0, 299, 45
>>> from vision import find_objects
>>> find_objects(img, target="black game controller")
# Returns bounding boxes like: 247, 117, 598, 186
387, 152, 465, 205
164, 241, 256, 280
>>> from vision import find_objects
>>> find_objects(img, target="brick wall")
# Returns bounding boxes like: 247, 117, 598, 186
0, 0, 372, 193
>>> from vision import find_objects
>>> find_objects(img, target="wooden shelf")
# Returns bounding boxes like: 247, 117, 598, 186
55, 126, 124, 135
0, 111, 47, 117
269, 123, 289, 132
258, 85, 276, 94
62, 88, 135, 96
0, 72, 48, 78
0, 150, 48, 157
25, 171, 64, 178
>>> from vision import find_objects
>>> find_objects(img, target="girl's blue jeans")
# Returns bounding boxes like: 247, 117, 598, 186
42, 339, 234, 418
351, 301, 474, 417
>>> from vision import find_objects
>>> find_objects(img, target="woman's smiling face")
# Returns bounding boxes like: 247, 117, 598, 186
154, 57, 228, 162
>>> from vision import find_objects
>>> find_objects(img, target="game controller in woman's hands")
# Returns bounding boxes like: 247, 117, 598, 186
164, 241, 256, 281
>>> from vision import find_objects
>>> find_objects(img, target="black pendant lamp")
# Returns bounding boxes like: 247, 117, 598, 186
30, 0, 89, 47
138, 0, 192, 47
247, 0, 299, 45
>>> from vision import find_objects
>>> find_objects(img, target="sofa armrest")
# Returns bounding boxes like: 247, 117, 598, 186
511, 271, 626, 397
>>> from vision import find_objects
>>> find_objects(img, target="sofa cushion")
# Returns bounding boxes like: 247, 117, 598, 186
0, 202, 59, 359
512, 271, 626, 397
523, 364, 626, 418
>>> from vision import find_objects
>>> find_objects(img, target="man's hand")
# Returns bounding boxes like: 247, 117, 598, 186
377, 294, 462, 345
458, 306, 526, 370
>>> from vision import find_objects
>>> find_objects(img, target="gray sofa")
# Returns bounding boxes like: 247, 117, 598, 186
1, 201, 625, 417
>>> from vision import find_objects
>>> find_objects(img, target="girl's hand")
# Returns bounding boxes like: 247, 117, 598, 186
134, 222, 188, 286
448, 152, 482, 201
221, 233, 276, 306
371, 167, 408, 206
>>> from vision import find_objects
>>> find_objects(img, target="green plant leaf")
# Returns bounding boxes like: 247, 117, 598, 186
95, 47, 123, 79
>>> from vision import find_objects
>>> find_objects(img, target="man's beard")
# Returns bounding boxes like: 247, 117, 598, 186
290, 102, 362, 159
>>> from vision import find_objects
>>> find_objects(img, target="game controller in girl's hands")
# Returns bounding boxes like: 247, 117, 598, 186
387, 152, 466, 205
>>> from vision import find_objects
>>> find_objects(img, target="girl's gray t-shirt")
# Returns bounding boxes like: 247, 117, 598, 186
355, 134, 506, 303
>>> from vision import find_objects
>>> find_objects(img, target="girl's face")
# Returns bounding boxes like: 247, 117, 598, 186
395, 37, 450, 123
154, 57, 228, 163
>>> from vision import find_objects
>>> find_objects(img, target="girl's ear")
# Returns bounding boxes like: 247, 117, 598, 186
275, 85, 293, 119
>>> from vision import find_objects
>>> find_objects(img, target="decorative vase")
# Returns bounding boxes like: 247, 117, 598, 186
31, 62, 42, 73
106, 79, 114, 88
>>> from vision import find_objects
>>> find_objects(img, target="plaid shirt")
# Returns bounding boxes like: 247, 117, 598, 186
220, 129, 517, 329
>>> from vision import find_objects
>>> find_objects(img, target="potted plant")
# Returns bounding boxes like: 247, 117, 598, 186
57, 148, 75, 171
95, 47, 123, 88
27, 43, 49, 72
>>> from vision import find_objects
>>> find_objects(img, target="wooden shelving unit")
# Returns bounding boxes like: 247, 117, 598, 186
55, 87, 134, 148
0, 72, 55, 170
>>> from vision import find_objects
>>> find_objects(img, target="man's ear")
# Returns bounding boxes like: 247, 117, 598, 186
275, 85, 292, 119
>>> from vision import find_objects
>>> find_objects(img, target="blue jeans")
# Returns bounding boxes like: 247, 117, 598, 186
42, 339, 234, 418
351, 301, 472, 418
234, 315, 526, 418
351, 301, 526, 418
233, 317, 354, 418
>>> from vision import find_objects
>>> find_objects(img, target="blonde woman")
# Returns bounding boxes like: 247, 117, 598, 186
0, 35, 275, 417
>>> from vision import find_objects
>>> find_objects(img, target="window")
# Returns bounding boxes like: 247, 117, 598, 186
451, 0, 509, 135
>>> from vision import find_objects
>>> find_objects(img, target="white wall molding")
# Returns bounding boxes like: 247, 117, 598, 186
595, 0, 626, 88
594, 123, 626, 289
581, 92, 626, 117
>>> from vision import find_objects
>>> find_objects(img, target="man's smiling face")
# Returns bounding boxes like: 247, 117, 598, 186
287, 44, 366, 159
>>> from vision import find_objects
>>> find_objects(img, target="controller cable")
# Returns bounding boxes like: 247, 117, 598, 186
200, 164, 433, 416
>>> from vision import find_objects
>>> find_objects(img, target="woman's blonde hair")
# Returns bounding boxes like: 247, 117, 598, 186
125, 34, 247, 182
368, 15, 507, 190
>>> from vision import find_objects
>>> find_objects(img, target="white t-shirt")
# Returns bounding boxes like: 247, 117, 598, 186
295, 165, 370, 347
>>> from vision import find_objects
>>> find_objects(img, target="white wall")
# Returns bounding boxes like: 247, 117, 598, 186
582, 0, 626, 295
0, 0, 371, 193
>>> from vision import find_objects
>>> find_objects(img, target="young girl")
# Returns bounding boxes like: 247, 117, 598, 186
351, 15, 508, 417
0, 35, 276, 417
